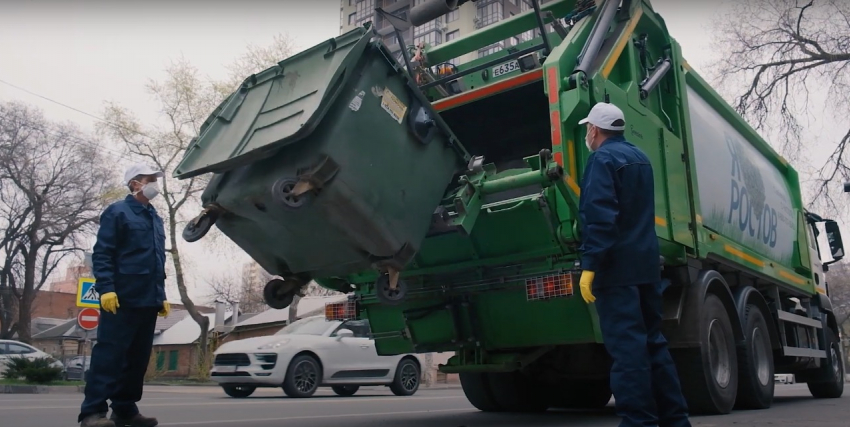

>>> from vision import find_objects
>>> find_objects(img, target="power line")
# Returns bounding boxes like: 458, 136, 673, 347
0, 78, 157, 142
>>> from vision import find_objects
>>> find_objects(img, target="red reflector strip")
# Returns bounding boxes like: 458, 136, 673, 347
525, 273, 574, 301
325, 300, 358, 321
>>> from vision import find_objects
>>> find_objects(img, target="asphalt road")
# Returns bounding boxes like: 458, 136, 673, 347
1, 383, 847, 426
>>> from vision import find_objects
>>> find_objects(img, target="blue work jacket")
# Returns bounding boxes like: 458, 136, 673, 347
91, 195, 167, 308
579, 135, 661, 288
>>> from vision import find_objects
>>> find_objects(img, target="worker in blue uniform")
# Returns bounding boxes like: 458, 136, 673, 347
78, 164, 171, 427
577, 102, 691, 427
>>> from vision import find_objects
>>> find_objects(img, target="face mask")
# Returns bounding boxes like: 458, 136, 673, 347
585, 126, 595, 152
133, 181, 160, 200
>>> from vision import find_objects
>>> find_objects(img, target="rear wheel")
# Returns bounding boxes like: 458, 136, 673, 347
486, 371, 549, 413
390, 358, 420, 396
282, 355, 322, 398
460, 373, 502, 412
673, 294, 738, 415
735, 304, 775, 409
222, 385, 256, 398
331, 385, 360, 396
807, 327, 844, 399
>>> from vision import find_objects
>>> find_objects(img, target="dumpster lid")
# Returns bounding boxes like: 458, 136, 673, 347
173, 27, 374, 179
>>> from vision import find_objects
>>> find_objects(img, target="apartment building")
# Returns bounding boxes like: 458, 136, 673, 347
339, 0, 554, 66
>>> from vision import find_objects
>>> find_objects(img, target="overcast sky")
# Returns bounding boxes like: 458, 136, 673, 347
1, 0, 843, 304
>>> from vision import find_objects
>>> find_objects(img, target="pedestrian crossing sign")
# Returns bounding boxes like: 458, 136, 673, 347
76, 277, 100, 308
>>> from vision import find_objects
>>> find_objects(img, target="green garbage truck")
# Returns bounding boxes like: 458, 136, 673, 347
174, 0, 847, 416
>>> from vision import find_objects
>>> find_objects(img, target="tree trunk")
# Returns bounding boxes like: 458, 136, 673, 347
18, 239, 40, 344
168, 214, 210, 364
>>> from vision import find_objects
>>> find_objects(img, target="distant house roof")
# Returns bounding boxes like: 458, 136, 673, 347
153, 311, 233, 346
32, 317, 70, 335
234, 295, 347, 330
32, 319, 90, 340
154, 310, 189, 335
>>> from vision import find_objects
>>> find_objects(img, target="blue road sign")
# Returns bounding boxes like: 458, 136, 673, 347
76, 277, 100, 308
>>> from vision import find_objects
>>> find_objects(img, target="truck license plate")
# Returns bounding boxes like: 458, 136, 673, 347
492, 60, 520, 78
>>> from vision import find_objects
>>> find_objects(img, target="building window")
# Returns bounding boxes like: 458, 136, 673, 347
414, 19, 438, 37
350, 0, 355, 5
415, 31, 442, 48
478, 42, 503, 58
156, 352, 165, 371
446, 30, 459, 42
355, 0, 375, 25
521, 0, 530, 13
168, 350, 179, 371
477, 2, 503, 28
446, 9, 459, 23
383, 34, 399, 46
348, 12, 357, 25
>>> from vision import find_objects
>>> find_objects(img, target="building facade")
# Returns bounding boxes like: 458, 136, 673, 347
339, 0, 551, 66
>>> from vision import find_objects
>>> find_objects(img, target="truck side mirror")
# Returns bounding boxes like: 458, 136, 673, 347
824, 220, 844, 264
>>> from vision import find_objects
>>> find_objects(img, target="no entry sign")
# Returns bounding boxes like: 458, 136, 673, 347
77, 308, 100, 330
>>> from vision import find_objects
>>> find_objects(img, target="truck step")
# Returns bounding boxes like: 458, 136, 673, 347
777, 311, 822, 329
782, 346, 826, 359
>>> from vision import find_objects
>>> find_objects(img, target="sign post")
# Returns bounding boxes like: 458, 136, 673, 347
76, 277, 100, 308
77, 308, 100, 331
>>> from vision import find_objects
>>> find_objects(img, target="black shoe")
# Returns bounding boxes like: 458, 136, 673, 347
109, 413, 158, 427
80, 413, 116, 427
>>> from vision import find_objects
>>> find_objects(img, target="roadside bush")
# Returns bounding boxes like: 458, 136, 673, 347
2, 356, 63, 384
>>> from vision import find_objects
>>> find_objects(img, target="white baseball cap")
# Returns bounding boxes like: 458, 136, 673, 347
124, 163, 164, 186
578, 102, 626, 131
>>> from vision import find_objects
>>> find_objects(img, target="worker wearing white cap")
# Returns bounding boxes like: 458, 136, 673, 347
78, 163, 169, 427
577, 102, 692, 427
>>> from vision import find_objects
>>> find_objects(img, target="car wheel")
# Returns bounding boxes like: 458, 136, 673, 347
282, 354, 322, 398
332, 385, 360, 396
222, 385, 256, 398
390, 358, 420, 396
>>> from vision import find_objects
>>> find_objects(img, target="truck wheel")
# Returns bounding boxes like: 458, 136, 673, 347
673, 294, 738, 415
807, 328, 844, 399
222, 385, 256, 398
550, 380, 612, 409
282, 354, 322, 398
735, 304, 775, 409
331, 385, 359, 396
487, 371, 549, 412
460, 373, 502, 412
263, 279, 297, 309
389, 358, 421, 396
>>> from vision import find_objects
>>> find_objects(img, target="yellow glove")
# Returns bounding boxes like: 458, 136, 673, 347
159, 301, 171, 317
579, 270, 596, 304
100, 292, 120, 314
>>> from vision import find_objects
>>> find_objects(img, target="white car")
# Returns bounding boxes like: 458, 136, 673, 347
0, 339, 65, 377
211, 316, 422, 398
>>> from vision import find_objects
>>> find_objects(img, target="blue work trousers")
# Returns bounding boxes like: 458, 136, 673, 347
79, 307, 158, 421
595, 282, 691, 427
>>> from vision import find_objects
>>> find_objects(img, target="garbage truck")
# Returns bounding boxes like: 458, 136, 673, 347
173, 0, 847, 416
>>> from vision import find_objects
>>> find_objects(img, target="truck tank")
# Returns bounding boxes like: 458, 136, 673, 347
175, 0, 847, 417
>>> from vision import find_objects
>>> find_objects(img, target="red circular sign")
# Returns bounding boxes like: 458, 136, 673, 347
77, 308, 100, 330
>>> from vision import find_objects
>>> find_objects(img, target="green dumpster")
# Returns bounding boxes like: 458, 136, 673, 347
174, 26, 470, 286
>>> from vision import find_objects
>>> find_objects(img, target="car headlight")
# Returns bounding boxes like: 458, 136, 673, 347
256, 339, 290, 350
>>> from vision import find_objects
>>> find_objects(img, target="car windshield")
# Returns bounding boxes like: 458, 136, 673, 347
275, 317, 335, 336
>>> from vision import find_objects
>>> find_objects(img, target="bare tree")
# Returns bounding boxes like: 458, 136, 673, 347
824, 262, 850, 329
205, 270, 267, 314
0, 100, 117, 342
710, 0, 850, 211
213, 33, 298, 97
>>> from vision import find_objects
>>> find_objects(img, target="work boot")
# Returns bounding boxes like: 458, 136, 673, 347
80, 413, 116, 427
109, 413, 158, 427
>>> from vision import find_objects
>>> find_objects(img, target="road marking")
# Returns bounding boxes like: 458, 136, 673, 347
0, 395, 463, 411
165, 408, 471, 425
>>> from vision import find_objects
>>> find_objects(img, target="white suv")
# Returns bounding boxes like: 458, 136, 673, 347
211, 316, 422, 398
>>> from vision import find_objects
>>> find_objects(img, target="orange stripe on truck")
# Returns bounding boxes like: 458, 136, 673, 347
433, 69, 544, 111
724, 244, 765, 267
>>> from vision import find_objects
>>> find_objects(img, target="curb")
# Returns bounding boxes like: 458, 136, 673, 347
0, 385, 84, 394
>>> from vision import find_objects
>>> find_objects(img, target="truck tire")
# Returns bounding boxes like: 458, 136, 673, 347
487, 371, 549, 413
735, 304, 775, 409
222, 385, 256, 398
459, 373, 503, 412
673, 294, 738, 415
331, 385, 359, 396
807, 328, 844, 399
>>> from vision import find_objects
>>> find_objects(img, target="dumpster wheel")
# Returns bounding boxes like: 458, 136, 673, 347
375, 274, 408, 306
272, 178, 313, 209
263, 278, 299, 309
182, 208, 219, 243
